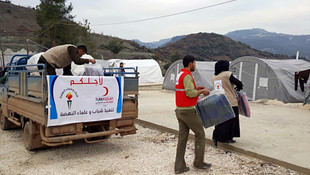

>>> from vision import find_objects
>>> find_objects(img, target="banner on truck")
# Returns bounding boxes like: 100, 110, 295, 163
47, 75, 124, 127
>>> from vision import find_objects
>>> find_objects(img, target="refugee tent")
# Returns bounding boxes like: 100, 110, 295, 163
2, 48, 35, 65
230, 56, 310, 103
163, 60, 216, 90
95, 59, 107, 67
105, 59, 163, 84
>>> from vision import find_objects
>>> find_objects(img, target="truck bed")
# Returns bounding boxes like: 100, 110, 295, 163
0, 55, 139, 150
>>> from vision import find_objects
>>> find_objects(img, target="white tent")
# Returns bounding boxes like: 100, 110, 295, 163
163, 60, 216, 90
2, 48, 35, 65
105, 59, 163, 84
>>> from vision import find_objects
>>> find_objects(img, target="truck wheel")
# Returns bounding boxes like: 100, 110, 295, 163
0, 108, 10, 130
23, 121, 45, 151
0, 108, 19, 130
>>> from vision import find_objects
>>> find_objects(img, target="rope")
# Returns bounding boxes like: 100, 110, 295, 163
26, 39, 49, 50
34, 23, 55, 38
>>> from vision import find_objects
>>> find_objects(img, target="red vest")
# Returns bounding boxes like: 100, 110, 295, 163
175, 69, 198, 107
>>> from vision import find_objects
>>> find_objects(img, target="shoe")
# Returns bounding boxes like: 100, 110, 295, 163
175, 167, 190, 174
227, 139, 236, 143
194, 163, 212, 169
213, 139, 218, 147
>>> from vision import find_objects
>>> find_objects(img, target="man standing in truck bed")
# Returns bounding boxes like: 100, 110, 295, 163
38, 44, 96, 75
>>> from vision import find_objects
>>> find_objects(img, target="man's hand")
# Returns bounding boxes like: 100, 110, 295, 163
196, 86, 205, 90
202, 88, 210, 96
197, 87, 210, 96
89, 59, 96, 64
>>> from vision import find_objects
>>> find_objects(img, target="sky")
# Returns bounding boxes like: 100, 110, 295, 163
9, 0, 310, 42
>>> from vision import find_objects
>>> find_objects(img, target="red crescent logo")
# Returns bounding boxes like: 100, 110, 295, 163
103, 86, 109, 96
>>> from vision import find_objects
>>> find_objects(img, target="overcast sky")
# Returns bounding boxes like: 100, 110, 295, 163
9, 0, 310, 42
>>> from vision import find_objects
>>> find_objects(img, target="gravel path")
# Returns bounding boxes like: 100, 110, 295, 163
0, 124, 301, 175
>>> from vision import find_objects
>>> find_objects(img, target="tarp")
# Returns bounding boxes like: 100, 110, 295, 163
230, 56, 310, 103
27, 52, 44, 71
163, 60, 216, 90
105, 59, 163, 84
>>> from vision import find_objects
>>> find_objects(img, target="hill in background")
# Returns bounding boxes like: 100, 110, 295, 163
0, 1, 38, 35
154, 32, 292, 63
135, 28, 310, 61
0, 1, 39, 51
0, 1, 154, 61
0, 1, 301, 73
225, 28, 310, 60
133, 35, 186, 49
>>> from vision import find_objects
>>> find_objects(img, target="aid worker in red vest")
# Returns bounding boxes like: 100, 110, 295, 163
174, 55, 211, 174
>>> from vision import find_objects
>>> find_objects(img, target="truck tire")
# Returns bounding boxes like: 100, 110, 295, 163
23, 121, 45, 151
0, 108, 19, 130
0, 108, 10, 130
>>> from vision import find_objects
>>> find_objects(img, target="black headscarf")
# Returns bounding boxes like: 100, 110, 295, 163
214, 60, 229, 75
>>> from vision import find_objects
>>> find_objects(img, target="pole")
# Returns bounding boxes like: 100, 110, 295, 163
252, 63, 258, 101
296, 51, 299, 60
53, 24, 56, 47
26, 39, 29, 55
238, 62, 243, 81
0, 40, 4, 67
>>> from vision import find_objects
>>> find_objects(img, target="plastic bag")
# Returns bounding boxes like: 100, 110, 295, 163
236, 91, 251, 117
27, 52, 44, 70
196, 90, 235, 128
83, 64, 104, 76
71, 64, 85, 76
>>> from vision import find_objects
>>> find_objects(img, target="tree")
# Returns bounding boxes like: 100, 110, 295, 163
35, 0, 92, 49
107, 40, 124, 54
163, 51, 181, 71
170, 51, 181, 63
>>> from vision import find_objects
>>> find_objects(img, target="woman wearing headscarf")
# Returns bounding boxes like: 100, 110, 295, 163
212, 60, 243, 146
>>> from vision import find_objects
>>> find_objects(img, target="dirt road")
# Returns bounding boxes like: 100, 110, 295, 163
0, 125, 300, 175
138, 89, 310, 171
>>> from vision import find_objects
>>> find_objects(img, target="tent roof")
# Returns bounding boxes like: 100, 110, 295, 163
105, 59, 163, 84
163, 60, 216, 90
231, 56, 310, 102
234, 56, 310, 72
